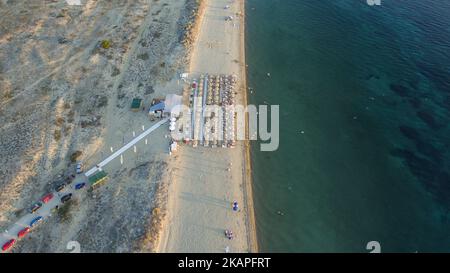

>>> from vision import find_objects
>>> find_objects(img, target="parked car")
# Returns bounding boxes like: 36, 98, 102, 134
17, 227, 30, 238
2, 239, 15, 251
29, 202, 42, 214
61, 193, 72, 203
41, 193, 54, 204
76, 162, 83, 174
55, 183, 66, 192
29, 216, 43, 228
65, 175, 74, 185
75, 182, 86, 190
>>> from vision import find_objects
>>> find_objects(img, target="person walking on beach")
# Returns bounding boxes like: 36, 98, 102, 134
232, 201, 239, 212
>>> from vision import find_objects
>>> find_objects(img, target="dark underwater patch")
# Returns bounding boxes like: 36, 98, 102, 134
398, 125, 442, 164
408, 78, 420, 90
417, 110, 441, 130
416, 61, 450, 94
399, 125, 419, 140
390, 84, 409, 97
390, 148, 450, 205
408, 97, 422, 109
415, 139, 443, 165
444, 96, 450, 108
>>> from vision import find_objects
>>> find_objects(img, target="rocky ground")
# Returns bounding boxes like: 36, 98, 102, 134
0, 0, 200, 252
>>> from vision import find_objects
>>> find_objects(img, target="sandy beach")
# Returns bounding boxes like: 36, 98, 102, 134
158, 0, 257, 253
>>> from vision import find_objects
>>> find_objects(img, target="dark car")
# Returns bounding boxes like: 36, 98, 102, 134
55, 183, 66, 192
30, 216, 43, 228
29, 202, 42, 214
75, 182, 86, 190
60, 193, 72, 203
64, 176, 74, 185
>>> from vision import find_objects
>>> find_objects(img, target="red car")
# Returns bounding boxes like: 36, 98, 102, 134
41, 193, 54, 204
17, 227, 30, 238
2, 239, 15, 251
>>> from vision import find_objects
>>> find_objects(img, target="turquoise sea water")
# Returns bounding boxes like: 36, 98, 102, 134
246, 0, 450, 252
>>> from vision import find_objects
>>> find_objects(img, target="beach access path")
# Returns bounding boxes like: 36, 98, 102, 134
158, 0, 256, 253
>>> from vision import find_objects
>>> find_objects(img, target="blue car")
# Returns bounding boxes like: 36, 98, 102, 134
30, 216, 43, 228
75, 182, 86, 190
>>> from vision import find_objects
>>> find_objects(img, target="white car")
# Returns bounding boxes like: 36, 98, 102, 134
76, 162, 83, 174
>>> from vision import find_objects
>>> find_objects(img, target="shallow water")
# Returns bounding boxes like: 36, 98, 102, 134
246, 0, 450, 252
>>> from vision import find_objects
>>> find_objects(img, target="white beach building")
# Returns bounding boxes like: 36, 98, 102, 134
164, 94, 183, 118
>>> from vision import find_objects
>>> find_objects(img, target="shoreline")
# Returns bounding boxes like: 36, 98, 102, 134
156, 0, 258, 253
240, 0, 259, 253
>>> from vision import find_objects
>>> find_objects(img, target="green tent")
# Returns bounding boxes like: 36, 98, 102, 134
88, 170, 108, 188
131, 98, 142, 111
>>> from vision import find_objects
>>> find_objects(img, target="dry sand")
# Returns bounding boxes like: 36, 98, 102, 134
158, 0, 258, 253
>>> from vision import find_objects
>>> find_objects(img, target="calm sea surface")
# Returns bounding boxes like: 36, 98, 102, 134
246, 0, 450, 252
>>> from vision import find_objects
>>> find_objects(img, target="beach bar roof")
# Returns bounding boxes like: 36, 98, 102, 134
164, 94, 182, 116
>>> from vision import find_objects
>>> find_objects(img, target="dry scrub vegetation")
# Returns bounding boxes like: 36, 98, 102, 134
0, 0, 202, 252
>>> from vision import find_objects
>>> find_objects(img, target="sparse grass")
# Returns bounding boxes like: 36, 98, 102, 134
111, 66, 120, 77
152, 207, 160, 217
40, 85, 51, 96
3, 91, 12, 100
54, 129, 61, 141
57, 200, 74, 223
55, 117, 65, 126
140, 206, 163, 251
100, 40, 111, 49
13, 208, 25, 218
153, 31, 161, 39
70, 150, 82, 163
96, 96, 108, 108
137, 53, 149, 60
67, 110, 75, 123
